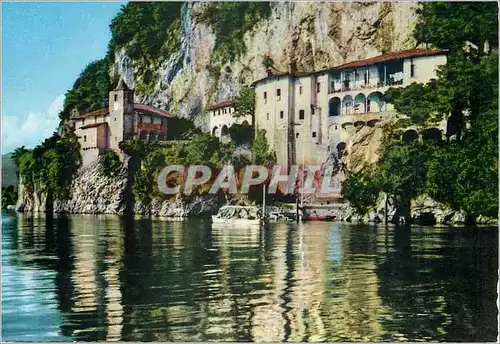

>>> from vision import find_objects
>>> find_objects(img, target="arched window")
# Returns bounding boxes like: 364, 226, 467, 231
354, 93, 366, 113
221, 125, 230, 143
342, 95, 353, 115
328, 97, 341, 116
367, 91, 385, 112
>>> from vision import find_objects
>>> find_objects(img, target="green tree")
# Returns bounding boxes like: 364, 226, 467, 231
341, 167, 380, 215
99, 151, 123, 177
251, 129, 276, 165
11, 146, 30, 172
12, 134, 81, 200
379, 2, 499, 220
414, 2, 498, 54
59, 58, 110, 122
166, 117, 200, 140
229, 122, 254, 145
373, 141, 428, 218
233, 86, 255, 119
425, 108, 498, 218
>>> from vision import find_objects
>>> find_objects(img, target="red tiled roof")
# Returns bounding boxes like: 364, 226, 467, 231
321, 48, 448, 72
251, 71, 309, 86
251, 49, 448, 85
206, 100, 235, 110
74, 108, 109, 119
80, 122, 108, 130
134, 103, 172, 118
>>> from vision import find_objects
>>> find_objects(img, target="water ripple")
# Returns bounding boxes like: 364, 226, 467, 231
1, 213, 498, 341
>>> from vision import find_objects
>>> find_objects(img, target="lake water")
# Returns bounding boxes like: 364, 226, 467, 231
1, 212, 498, 342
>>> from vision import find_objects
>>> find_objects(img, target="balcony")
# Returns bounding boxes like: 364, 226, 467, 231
328, 67, 405, 94
137, 123, 167, 134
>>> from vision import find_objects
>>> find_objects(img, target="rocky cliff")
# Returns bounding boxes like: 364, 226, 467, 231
342, 122, 385, 173
17, 160, 221, 218
111, 2, 418, 128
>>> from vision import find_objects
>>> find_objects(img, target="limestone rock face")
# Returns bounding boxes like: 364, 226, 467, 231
18, 160, 221, 218
111, 2, 418, 126
16, 175, 53, 213
134, 195, 220, 218
342, 123, 385, 173
53, 161, 129, 214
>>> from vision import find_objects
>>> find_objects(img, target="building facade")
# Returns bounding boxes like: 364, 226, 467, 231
252, 49, 448, 166
73, 80, 172, 166
207, 100, 253, 143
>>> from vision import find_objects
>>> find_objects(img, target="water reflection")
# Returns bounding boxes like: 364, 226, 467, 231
2, 213, 497, 342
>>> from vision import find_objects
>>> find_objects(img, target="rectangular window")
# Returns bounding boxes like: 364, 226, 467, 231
317, 82, 321, 93
364, 69, 369, 84
267, 113, 270, 120
264, 91, 267, 104
312, 132, 317, 138
410, 59, 416, 77
114, 94, 118, 102
299, 86, 303, 95
280, 111, 284, 119
296, 133, 299, 138
299, 110, 305, 120
311, 105, 315, 115
84, 135, 87, 142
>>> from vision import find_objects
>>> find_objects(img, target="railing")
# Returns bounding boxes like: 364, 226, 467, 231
328, 74, 404, 93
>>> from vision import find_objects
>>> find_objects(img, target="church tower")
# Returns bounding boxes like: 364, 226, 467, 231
108, 78, 135, 153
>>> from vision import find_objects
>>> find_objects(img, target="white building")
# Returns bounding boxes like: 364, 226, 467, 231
252, 48, 448, 166
207, 100, 253, 143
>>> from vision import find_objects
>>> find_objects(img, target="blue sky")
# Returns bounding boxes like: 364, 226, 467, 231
2, 2, 125, 154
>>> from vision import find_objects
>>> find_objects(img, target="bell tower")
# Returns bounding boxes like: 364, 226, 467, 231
108, 78, 135, 153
